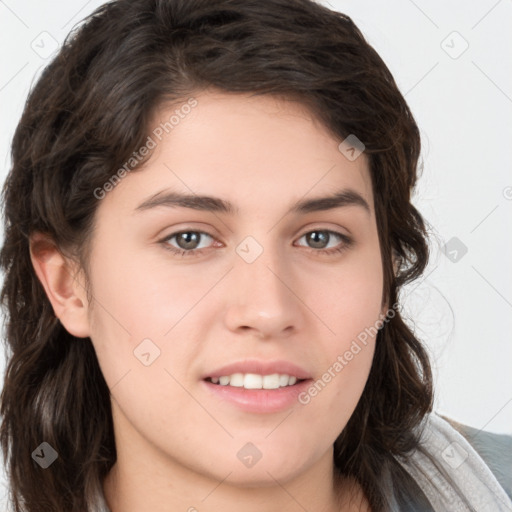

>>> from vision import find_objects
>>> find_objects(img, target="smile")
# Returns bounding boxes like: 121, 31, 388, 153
206, 373, 301, 389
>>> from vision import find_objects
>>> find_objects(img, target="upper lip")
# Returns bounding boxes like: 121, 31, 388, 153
203, 359, 312, 380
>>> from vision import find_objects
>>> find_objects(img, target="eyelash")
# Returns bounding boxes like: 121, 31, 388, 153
159, 229, 353, 258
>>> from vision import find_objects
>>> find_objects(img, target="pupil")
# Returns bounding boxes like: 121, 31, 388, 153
179, 232, 199, 249
308, 231, 328, 249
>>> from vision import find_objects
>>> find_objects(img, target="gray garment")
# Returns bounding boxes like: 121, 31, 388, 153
97, 411, 512, 511
439, 414, 512, 501
393, 412, 512, 511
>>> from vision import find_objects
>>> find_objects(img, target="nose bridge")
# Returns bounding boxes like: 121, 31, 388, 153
224, 234, 302, 336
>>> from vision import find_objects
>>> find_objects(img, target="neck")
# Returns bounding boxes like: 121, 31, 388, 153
104, 459, 334, 512
102, 446, 369, 512
102, 400, 370, 512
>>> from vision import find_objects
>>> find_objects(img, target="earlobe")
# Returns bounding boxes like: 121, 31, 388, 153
392, 249, 401, 277
29, 232, 91, 338
379, 251, 401, 320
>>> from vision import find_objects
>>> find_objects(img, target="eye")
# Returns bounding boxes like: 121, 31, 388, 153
159, 228, 353, 258
295, 229, 353, 255
160, 230, 216, 256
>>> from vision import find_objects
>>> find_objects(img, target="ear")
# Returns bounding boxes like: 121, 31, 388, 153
29, 232, 91, 338
379, 249, 401, 319
392, 248, 401, 277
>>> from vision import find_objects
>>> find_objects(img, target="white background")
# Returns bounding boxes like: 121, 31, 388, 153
1, 0, 511, 506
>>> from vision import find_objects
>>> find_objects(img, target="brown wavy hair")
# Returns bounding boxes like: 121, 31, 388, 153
0, 0, 434, 510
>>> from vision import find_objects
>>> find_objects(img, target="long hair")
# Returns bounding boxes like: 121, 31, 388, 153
0, 1, 433, 510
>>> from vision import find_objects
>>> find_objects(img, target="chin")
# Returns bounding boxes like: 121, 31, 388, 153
218, 463, 305, 488
197, 446, 314, 488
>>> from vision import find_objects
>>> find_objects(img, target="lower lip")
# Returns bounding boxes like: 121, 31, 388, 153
201, 379, 312, 413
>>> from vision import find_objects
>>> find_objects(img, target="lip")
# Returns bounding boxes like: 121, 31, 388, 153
200, 359, 313, 414
202, 359, 312, 380
201, 378, 312, 414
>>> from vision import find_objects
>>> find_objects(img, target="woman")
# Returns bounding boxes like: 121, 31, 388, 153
0, 0, 510, 511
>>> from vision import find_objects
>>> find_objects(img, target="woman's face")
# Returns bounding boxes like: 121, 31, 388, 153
85, 90, 386, 486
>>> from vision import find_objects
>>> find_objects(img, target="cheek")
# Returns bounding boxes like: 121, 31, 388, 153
86, 234, 186, 340
308, 244, 384, 341
88, 229, 224, 335
85, 239, 220, 397
296, 244, 382, 419
297, 326, 377, 451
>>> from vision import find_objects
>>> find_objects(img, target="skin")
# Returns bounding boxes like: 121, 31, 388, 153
30, 89, 386, 511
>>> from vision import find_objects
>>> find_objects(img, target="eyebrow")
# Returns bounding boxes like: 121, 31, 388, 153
134, 187, 371, 216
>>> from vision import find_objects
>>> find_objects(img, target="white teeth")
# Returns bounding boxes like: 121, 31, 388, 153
229, 373, 244, 387
279, 374, 289, 387
209, 373, 300, 389
244, 373, 263, 389
262, 374, 280, 389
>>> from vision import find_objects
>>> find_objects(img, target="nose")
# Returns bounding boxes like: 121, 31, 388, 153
222, 241, 304, 340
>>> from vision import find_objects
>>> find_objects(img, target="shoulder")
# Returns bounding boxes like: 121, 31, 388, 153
394, 410, 512, 511
438, 413, 512, 501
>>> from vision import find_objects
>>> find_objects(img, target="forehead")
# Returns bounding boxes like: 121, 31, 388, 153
99, 90, 374, 216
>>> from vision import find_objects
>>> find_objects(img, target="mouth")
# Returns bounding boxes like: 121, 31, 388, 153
204, 373, 306, 389
201, 360, 313, 413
